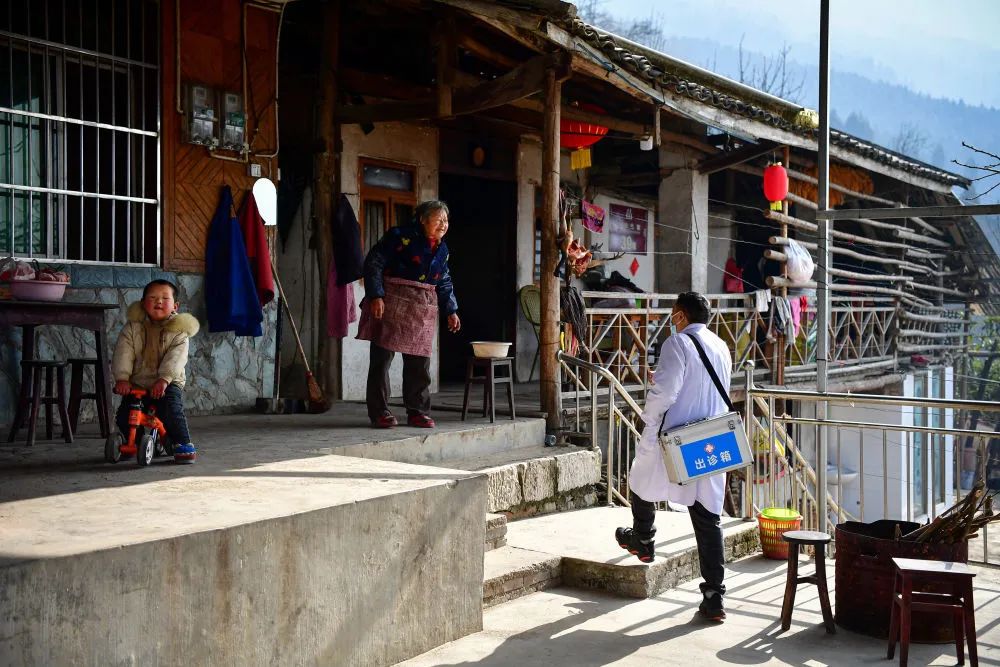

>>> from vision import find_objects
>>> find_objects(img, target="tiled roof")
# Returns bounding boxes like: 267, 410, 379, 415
561, 17, 971, 188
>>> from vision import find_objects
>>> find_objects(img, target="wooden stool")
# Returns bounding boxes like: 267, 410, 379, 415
67, 357, 110, 438
461, 357, 515, 423
887, 557, 977, 667
7, 360, 73, 446
780, 530, 835, 634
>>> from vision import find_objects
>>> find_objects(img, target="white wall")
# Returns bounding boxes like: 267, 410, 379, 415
339, 123, 440, 401
582, 194, 656, 293
514, 137, 542, 383
707, 208, 735, 295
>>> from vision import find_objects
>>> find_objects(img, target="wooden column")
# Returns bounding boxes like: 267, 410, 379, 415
776, 145, 791, 385
313, 0, 340, 395
540, 69, 562, 433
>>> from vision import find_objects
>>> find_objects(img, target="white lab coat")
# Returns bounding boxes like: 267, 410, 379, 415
628, 323, 733, 516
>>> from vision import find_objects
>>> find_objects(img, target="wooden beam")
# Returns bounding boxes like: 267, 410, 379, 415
765, 276, 934, 306
540, 68, 562, 433
765, 210, 915, 253
588, 169, 671, 188
818, 203, 1000, 220
893, 228, 952, 248
435, 14, 457, 118
908, 282, 969, 298
455, 31, 519, 69
769, 235, 931, 273
313, 0, 341, 395
336, 50, 570, 124
696, 140, 780, 175
338, 67, 432, 100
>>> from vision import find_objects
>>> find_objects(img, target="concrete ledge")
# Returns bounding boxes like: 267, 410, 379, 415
505, 506, 760, 599
468, 448, 600, 514
0, 456, 487, 667
328, 418, 545, 466
485, 513, 508, 551
483, 546, 561, 608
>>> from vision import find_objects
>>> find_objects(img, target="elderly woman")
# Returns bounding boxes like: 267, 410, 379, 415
358, 200, 461, 429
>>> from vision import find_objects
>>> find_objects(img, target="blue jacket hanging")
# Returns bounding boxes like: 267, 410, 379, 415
205, 185, 264, 337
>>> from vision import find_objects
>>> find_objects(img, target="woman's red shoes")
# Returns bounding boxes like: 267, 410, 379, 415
373, 414, 398, 429
407, 414, 435, 428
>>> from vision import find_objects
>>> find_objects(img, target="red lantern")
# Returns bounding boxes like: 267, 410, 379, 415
561, 103, 608, 169
763, 162, 788, 211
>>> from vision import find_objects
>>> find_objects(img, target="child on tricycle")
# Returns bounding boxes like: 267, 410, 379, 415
107, 279, 200, 465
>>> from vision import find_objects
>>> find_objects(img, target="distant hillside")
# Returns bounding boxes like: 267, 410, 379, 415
659, 36, 999, 170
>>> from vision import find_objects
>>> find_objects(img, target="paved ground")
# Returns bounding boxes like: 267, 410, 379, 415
0, 401, 540, 504
400, 557, 1000, 666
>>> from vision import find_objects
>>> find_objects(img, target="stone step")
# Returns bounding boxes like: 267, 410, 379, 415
482, 546, 561, 608
485, 513, 508, 551
441, 445, 602, 516
503, 505, 760, 599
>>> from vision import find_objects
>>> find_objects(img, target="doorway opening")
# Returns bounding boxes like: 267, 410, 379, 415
438, 173, 517, 384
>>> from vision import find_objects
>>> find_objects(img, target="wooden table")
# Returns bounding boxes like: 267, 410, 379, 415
1, 300, 117, 439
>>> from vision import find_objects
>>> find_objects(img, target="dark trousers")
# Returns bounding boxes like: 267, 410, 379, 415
366, 343, 431, 421
115, 383, 192, 444
631, 493, 726, 597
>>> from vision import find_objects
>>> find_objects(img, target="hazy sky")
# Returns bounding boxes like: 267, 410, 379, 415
599, 0, 1000, 108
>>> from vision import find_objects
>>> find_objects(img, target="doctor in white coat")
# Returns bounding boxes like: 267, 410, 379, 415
615, 291, 733, 622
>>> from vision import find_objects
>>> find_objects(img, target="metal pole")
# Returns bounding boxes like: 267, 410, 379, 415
816, 0, 831, 533
743, 360, 755, 519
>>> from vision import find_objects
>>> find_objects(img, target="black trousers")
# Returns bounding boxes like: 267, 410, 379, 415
631, 493, 726, 597
366, 343, 431, 421
115, 383, 192, 444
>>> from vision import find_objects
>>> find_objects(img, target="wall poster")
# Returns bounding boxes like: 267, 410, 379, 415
608, 203, 648, 254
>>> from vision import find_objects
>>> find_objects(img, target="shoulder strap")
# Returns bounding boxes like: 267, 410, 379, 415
685, 332, 734, 411
656, 332, 735, 433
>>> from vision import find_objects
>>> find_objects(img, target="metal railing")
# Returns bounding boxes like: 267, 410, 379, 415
745, 371, 1000, 566
557, 350, 643, 506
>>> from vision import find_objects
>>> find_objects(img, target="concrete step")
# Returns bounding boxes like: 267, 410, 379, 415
485, 513, 507, 551
503, 506, 760, 599
483, 546, 561, 608
441, 445, 602, 516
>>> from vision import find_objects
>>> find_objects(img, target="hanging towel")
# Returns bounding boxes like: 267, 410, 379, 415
238, 191, 275, 305
330, 194, 364, 286
327, 255, 358, 338
789, 296, 803, 338
205, 185, 264, 337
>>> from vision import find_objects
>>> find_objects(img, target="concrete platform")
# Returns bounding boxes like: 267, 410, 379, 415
504, 507, 760, 598
399, 558, 1000, 666
0, 402, 550, 666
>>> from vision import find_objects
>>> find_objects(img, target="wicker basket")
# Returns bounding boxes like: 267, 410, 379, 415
758, 507, 802, 560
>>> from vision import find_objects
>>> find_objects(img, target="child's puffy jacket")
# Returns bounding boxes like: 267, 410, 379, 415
111, 302, 201, 389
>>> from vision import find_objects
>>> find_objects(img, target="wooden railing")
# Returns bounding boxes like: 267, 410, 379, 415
571, 291, 968, 401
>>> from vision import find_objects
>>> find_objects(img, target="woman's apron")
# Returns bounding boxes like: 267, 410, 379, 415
356, 277, 438, 358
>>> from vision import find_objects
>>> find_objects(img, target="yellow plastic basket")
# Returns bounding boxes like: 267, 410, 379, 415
758, 507, 802, 560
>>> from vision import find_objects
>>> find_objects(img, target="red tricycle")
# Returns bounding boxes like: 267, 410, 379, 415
104, 389, 172, 466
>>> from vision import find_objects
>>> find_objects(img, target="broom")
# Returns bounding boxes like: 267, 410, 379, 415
269, 257, 329, 413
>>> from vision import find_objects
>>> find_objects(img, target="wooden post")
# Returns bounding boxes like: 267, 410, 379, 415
540, 69, 562, 434
435, 15, 456, 118
313, 0, 340, 395
776, 145, 790, 385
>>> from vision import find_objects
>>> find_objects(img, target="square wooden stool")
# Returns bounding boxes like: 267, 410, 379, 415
461, 357, 515, 423
887, 557, 977, 667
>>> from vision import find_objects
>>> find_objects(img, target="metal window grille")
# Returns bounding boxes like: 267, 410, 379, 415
0, 0, 160, 265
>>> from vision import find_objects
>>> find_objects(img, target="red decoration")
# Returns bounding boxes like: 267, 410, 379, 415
560, 103, 609, 150
629, 258, 640, 276
763, 162, 789, 211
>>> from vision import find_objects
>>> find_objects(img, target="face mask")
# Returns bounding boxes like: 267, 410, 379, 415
669, 313, 680, 336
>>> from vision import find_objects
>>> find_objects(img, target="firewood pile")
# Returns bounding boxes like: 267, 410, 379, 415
901, 481, 998, 544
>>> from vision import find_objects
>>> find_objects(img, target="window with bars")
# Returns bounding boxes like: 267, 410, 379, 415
0, 0, 160, 264
359, 158, 416, 254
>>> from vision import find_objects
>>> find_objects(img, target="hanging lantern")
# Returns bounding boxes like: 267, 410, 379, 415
763, 162, 789, 211
561, 103, 608, 170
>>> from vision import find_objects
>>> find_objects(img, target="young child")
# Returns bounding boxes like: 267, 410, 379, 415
111, 279, 200, 463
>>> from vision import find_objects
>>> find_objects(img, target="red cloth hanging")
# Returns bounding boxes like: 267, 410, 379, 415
238, 192, 275, 306
724, 257, 744, 293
